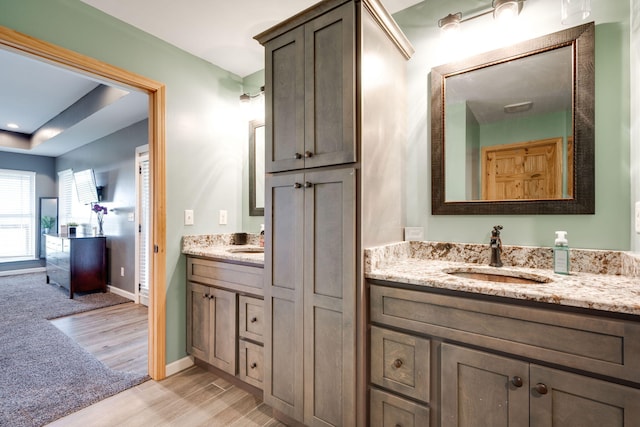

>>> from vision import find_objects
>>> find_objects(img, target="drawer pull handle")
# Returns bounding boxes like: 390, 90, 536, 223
304, 150, 313, 158
511, 376, 523, 388
535, 383, 548, 395
250, 363, 257, 369
250, 317, 258, 323
393, 359, 403, 369
295, 152, 303, 159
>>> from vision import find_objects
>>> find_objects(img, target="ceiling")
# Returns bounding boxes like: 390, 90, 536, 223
80, 0, 422, 78
0, 0, 420, 158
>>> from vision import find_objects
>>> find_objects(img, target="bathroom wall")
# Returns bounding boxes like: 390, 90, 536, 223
0, 0, 247, 364
395, 0, 631, 250
241, 69, 266, 234
632, 0, 640, 252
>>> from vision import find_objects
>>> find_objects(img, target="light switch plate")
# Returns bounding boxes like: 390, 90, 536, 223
184, 209, 194, 225
635, 202, 640, 234
219, 210, 228, 225
404, 227, 424, 241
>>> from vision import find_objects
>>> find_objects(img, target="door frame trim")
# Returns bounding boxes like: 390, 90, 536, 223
0, 25, 167, 380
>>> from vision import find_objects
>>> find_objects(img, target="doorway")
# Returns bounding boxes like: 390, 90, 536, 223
0, 25, 167, 380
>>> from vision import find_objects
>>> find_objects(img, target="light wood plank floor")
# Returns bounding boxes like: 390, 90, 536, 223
51, 302, 149, 376
48, 302, 284, 426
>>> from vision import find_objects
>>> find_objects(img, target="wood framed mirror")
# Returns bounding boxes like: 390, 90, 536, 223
431, 22, 594, 215
249, 119, 265, 216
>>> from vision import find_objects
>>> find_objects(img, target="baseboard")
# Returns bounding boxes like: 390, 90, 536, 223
107, 285, 136, 301
0, 267, 46, 277
166, 355, 194, 377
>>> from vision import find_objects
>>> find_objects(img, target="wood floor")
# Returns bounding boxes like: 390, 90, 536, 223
48, 302, 284, 426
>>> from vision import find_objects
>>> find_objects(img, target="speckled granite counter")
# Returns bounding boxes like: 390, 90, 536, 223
182, 234, 264, 267
365, 241, 640, 316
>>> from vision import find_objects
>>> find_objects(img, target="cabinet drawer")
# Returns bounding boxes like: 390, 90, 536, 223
239, 340, 264, 389
239, 295, 264, 343
371, 326, 430, 402
370, 388, 430, 427
188, 257, 263, 296
370, 284, 640, 384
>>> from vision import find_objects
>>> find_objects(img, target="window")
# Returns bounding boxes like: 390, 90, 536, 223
58, 169, 73, 227
0, 169, 36, 261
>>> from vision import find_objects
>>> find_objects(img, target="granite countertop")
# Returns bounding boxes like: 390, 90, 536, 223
182, 234, 264, 267
365, 241, 640, 316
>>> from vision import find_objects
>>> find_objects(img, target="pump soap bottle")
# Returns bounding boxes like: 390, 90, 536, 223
553, 231, 570, 274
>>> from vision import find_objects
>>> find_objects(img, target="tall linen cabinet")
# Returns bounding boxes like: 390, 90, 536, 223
255, 1, 413, 425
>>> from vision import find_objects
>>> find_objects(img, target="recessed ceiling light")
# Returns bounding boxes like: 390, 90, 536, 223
504, 101, 533, 114
7, 123, 19, 129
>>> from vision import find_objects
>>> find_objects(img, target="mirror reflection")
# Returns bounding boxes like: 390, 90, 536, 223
445, 46, 573, 202
249, 120, 265, 216
431, 22, 594, 215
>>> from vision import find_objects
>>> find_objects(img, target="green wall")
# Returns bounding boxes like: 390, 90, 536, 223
395, 0, 631, 250
0, 0, 248, 364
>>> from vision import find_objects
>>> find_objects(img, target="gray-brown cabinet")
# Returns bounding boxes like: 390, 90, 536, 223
187, 282, 237, 375
369, 282, 640, 427
262, 2, 355, 174
186, 257, 264, 389
257, 1, 413, 425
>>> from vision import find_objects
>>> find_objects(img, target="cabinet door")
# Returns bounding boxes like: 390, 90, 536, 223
264, 173, 305, 420
208, 287, 237, 375
441, 343, 529, 427
187, 282, 210, 362
303, 2, 355, 169
530, 365, 640, 427
303, 167, 356, 427
264, 26, 305, 173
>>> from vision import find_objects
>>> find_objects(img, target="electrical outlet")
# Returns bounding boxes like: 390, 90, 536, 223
635, 202, 640, 234
219, 210, 228, 225
120, 267, 125, 277
404, 227, 424, 241
184, 209, 194, 225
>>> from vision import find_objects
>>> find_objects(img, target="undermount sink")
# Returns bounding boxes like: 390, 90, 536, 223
445, 268, 551, 285
226, 246, 264, 254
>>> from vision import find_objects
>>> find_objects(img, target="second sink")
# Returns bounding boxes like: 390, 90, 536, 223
445, 268, 551, 285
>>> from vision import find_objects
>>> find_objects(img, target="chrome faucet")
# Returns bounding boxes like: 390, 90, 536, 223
489, 225, 503, 267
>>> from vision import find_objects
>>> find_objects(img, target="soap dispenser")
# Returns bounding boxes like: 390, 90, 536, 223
553, 231, 570, 274
259, 224, 265, 248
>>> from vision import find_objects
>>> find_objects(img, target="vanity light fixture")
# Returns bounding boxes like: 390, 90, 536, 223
438, 0, 525, 33
6, 123, 19, 129
493, 0, 523, 21
239, 85, 265, 102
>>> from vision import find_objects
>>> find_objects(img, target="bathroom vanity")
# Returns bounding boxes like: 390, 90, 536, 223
183, 235, 265, 393
366, 242, 640, 427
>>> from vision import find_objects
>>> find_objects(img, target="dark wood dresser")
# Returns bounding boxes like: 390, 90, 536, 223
45, 234, 107, 299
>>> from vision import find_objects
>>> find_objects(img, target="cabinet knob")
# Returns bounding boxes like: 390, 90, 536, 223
250, 362, 257, 369
250, 317, 258, 323
294, 152, 303, 159
395, 424, 402, 427
202, 294, 208, 299
511, 376, 523, 388
293, 182, 302, 189
304, 181, 313, 188
393, 359, 403, 369
535, 383, 548, 395
304, 150, 313, 158
208, 295, 215, 300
